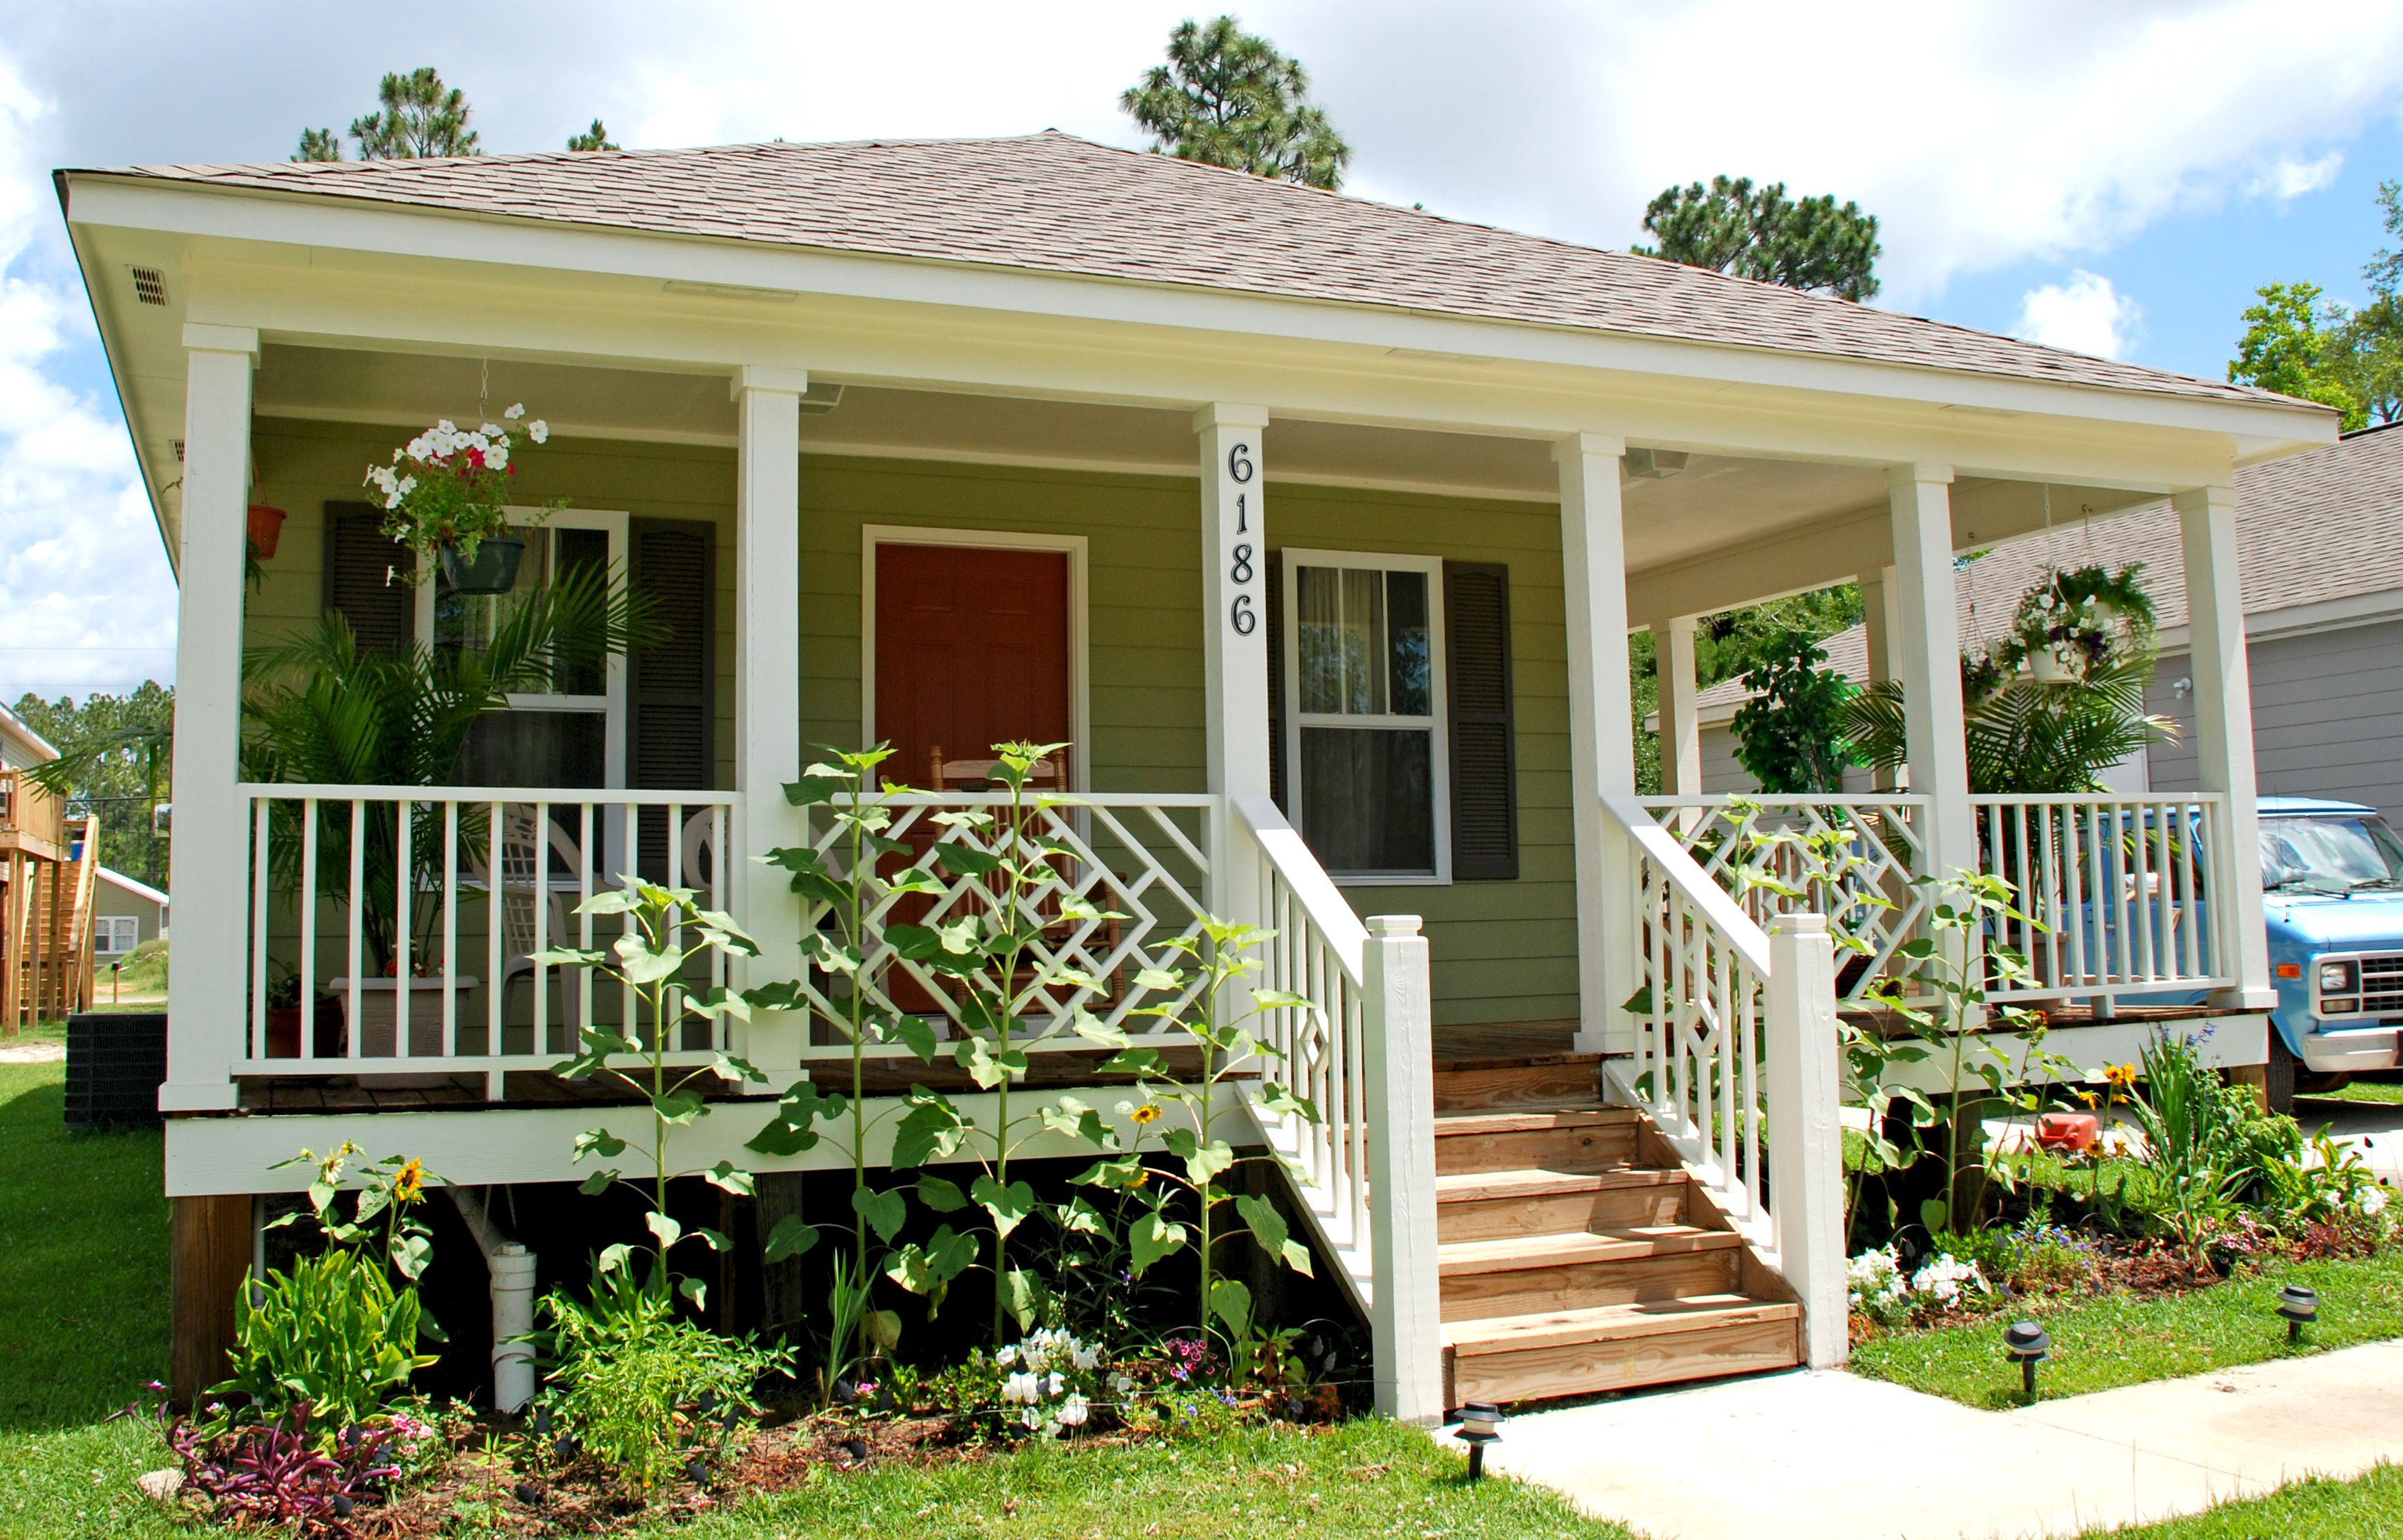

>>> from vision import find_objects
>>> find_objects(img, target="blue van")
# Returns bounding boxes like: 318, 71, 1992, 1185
2259, 796, 2403, 1109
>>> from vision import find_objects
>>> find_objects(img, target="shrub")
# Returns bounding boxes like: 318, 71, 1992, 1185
535, 1269, 792, 1491
215, 1250, 437, 1431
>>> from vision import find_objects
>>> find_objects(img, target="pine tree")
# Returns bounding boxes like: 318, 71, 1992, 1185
566, 119, 618, 153
1633, 176, 1882, 301
1120, 16, 1350, 191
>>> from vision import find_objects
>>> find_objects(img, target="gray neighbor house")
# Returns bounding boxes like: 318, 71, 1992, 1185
1679, 422, 2403, 815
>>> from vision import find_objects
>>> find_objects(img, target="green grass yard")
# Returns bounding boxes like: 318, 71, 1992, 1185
2083, 1464, 2403, 1538
1849, 1248, 2403, 1409
0, 1054, 1625, 1539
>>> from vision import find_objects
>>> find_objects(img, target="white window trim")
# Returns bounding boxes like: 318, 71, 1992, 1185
1279, 547, 1452, 886
859, 525, 1092, 792
413, 506, 631, 789
94, 916, 140, 954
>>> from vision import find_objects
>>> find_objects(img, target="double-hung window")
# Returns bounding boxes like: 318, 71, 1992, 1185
1280, 549, 1449, 883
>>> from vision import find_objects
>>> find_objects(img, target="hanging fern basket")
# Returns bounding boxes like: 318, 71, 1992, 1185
439, 536, 525, 595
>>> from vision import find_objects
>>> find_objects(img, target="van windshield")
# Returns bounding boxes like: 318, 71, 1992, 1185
2260, 814, 2403, 894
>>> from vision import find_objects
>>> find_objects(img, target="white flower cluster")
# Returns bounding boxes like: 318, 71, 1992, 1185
1909, 1252, 1989, 1309
1847, 1246, 1909, 1317
993, 1329, 1101, 1434
361, 406, 548, 511
1847, 1246, 1990, 1322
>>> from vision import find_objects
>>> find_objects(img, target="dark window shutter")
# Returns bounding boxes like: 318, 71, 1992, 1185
1265, 554, 1287, 814
1444, 560, 1518, 881
628, 519, 718, 881
320, 501, 414, 652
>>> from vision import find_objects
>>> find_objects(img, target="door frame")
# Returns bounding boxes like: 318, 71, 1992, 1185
860, 524, 1091, 791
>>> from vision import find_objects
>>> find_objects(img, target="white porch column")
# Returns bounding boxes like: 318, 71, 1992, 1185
1558, 434, 1636, 1054
1887, 466, 1976, 881
1196, 405, 1271, 926
2174, 484, 2276, 1009
161, 323, 257, 1113
1654, 614, 1702, 796
732, 366, 808, 1085
1859, 566, 1904, 791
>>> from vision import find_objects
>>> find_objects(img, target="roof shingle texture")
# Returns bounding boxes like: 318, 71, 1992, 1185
91, 132, 2297, 409
1693, 424, 2403, 711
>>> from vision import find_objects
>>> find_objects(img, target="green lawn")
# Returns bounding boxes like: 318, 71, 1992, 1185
1850, 1247, 2403, 1409
2321, 1081, 2403, 1106
2083, 1464, 2403, 1538
0, 1056, 1627, 1539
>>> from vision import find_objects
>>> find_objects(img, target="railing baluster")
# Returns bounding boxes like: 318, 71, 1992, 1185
347, 799, 365, 1061
249, 796, 269, 1063
299, 798, 318, 1064
488, 800, 504, 1061
395, 799, 412, 1059
443, 801, 459, 1059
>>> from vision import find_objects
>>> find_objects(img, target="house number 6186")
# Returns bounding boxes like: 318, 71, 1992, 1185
1228, 441, 1259, 634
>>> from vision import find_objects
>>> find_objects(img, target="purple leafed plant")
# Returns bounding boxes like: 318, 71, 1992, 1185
165, 1401, 399, 1536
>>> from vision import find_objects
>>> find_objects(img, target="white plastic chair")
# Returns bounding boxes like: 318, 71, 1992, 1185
471, 805, 583, 1050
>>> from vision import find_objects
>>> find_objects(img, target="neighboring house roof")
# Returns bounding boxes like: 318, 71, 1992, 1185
0, 699, 59, 769
1691, 422, 2403, 721
84, 131, 2296, 411
99, 866, 169, 908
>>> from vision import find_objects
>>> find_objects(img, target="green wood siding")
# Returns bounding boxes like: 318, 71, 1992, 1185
241, 420, 1577, 1026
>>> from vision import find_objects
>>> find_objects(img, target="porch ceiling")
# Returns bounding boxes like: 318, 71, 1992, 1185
224, 341, 2152, 609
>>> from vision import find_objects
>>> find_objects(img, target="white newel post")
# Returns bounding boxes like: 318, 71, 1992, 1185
2175, 484, 2276, 1009
1557, 434, 1637, 1054
1765, 914, 1846, 1367
1887, 468, 1975, 882
1362, 914, 1442, 1421
732, 366, 808, 1086
161, 324, 256, 1113
1196, 404, 1272, 925
1654, 614, 1702, 797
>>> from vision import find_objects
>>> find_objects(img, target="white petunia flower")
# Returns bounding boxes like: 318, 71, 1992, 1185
1045, 1371, 1064, 1398
1019, 1406, 1043, 1431
1001, 1370, 1039, 1405
1071, 1343, 1099, 1372
1056, 1394, 1089, 1428
529, 420, 549, 444
994, 1346, 1018, 1369
504, 402, 526, 419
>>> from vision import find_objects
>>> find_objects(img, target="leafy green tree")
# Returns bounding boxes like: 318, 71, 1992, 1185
1121, 15, 1351, 190
2364, 179, 2403, 301
14, 683, 174, 889
2334, 297, 2403, 427
1729, 631, 1857, 793
291, 67, 481, 163
1633, 176, 1882, 301
2228, 281, 2365, 429
567, 119, 618, 153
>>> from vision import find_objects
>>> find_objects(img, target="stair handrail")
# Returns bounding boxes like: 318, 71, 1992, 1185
1229, 794, 1442, 1424
1600, 791, 1846, 1369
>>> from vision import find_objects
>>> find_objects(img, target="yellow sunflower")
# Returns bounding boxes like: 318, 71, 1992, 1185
1129, 1103, 1163, 1126
393, 1158, 426, 1205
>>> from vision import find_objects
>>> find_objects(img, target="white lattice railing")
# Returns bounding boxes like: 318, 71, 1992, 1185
1976, 793, 2233, 1002
1232, 796, 1374, 1296
239, 784, 739, 1099
792, 792, 1218, 1056
1639, 795, 1930, 1001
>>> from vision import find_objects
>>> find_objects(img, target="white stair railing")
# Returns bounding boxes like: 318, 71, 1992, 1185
1602, 793, 1847, 1368
1231, 795, 1442, 1424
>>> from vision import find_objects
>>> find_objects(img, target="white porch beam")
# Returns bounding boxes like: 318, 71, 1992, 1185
1196, 404, 1273, 801
2174, 484, 2277, 1009
1859, 566, 1904, 791
161, 322, 256, 1114
1558, 434, 1637, 1054
732, 365, 809, 1085
1888, 466, 1976, 881
1654, 615, 1702, 796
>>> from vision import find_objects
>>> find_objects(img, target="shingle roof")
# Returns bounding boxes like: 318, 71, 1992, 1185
1692, 424, 2403, 713
85, 131, 2303, 410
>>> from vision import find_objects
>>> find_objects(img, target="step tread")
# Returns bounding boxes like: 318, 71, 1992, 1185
1432, 1050, 1604, 1072
1437, 1224, 1742, 1276
1435, 1165, 1686, 1204
1444, 1294, 1801, 1356
1432, 1106, 1637, 1136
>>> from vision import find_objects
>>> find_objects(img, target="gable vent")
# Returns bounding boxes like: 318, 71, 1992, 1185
129, 266, 169, 306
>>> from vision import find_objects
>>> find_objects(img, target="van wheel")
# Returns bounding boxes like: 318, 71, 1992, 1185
2267, 1036, 2297, 1116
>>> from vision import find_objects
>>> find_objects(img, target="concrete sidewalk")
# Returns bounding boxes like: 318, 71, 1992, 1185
1471, 1339, 2403, 1539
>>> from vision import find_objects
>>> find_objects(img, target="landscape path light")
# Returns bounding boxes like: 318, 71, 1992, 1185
2277, 1284, 2319, 1344
2003, 1320, 2051, 1401
1454, 1401, 1504, 1480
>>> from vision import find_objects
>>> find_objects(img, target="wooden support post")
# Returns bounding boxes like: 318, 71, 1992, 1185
171, 1194, 253, 1408
755, 1171, 809, 1329
1859, 565, 1905, 791
1363, 914, 1442, 1423
1557, 434, 1635, 1054
1654, 614, 1702, 796
1765, 914, 1847, 1369
1196, 404, 1271, 930
1887, 467, 1974, 881
1, 851, 17, 1034
2176, 484, 2276, 1011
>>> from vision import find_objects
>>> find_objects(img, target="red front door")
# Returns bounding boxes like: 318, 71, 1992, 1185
874, 542, 1072, 783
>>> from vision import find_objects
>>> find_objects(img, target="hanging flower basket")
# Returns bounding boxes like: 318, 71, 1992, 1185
364, 404, 561, 586
439, 535, 526, 595
2028, 648, 2077, 685
245, 503, 288, 561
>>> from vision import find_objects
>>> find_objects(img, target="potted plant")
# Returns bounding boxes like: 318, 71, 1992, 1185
245, 502, 288, 561
2004, 564, 2156, 686
364, 404, 559, 594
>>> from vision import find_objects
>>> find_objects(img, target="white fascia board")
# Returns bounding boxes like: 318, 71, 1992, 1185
99, 866, 170, 905
2153, 584, 2403, 654
65, 175, 2336, 461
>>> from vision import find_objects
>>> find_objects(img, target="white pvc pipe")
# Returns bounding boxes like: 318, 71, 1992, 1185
447, 1188, 539, 1414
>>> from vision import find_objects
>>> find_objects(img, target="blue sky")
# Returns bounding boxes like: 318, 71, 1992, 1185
3, 1, 2402, 699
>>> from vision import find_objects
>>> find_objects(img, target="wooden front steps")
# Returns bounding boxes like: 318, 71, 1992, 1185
1432, 1051, 1801, 1408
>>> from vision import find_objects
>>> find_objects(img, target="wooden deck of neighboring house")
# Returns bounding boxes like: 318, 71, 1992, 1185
1, 768, 100, 1031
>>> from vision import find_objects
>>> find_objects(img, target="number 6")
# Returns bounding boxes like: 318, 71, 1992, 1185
1228, 443, 1254, 484
1232, 594, 1257, 635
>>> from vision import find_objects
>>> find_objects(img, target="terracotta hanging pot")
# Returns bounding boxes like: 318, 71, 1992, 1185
245, 504, 288, 561
439, 536, 525, 595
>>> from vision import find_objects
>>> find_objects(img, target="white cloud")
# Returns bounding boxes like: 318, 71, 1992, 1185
2249, 150, 2347, 201
0, 54, 175, 703
2014, 271, 2144, 360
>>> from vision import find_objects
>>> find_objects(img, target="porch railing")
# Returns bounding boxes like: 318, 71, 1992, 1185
238, 784, 739, 1099
0, 768, 66, 849
1603, 793, 1846, 1366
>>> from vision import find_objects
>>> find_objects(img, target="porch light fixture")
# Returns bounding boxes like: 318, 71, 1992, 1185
1454, 1400, 1504, 1480
2277, 1284, 2319, 1343
1623, 447, 1688, 479
2002, 1320, 2050, 1400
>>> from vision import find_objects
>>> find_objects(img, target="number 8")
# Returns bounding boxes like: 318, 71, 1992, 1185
1230, 542, 1254, 584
